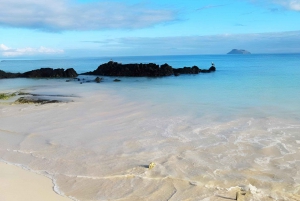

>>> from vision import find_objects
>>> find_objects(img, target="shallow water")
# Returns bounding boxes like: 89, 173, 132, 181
0, 54, 300, 200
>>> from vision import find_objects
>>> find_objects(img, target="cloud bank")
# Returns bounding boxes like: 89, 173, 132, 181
82, 31, 300, 55
0, 0, 177, 31
0, 44, 64, 57
2, 31, 300, 58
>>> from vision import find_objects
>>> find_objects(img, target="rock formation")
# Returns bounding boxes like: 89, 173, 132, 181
22, 68, 78, 78
0, 68, 77, 79
227, 49, 251, 54
83, 61, 216, 77
0, 70, 21, 78
82, 61, 173, 77
1, 61, 216, 79
95, 77, 103, 83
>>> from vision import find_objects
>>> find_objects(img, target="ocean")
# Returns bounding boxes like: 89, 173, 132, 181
0, 54, 300, 200
2, 54, 300, 117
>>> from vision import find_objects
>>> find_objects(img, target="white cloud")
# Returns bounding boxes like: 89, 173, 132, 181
0, 0, 177, 31
0, 44, 64, 57
0, 44, 10, 51
276, 0, 300, 10
249, 0, 300, 11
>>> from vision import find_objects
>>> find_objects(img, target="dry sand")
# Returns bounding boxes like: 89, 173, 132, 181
0, 162, 72, 201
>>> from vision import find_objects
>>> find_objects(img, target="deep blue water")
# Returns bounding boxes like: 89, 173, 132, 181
1, 54, 300, 119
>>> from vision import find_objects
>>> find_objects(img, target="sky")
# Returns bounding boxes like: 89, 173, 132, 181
0, 0, 300, 58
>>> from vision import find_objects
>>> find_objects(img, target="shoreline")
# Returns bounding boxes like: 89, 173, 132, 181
0, 161, 73, 201
0, 77, 299, 200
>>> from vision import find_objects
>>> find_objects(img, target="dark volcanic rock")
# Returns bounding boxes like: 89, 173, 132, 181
22, 68, 58, 77
1, 68, 78, 79
83, 61, 173, 77
65, 68, 78, 77
159, 63, 173, 76
0, 70, 21, 78
95, 77, 103, 83
173, 66, 200, 75
83, 61, 216, 77
200, 65, 216, 73
209, 66, 216, 72
22, 68, 78, 78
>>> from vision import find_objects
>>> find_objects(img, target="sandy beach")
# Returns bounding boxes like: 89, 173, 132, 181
0, 161, 72, 201
0, 78, 300, 201
1, 0, 300, 197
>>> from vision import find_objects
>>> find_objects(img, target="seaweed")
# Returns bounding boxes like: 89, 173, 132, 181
15, 97, 60, 104
0, 93, 16, 100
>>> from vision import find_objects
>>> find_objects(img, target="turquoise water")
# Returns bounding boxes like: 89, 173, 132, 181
1, 54, 300, 119
1, 54, 300, 200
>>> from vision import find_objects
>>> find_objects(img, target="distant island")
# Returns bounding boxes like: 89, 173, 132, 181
227, 49, 251, 54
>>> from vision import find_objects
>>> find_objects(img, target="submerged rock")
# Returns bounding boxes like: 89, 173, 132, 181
0, 93, 16, 100
15, 97, 61, 104
95, 77, 103, 83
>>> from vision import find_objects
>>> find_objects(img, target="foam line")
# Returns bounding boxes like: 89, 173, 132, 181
0, 159, 77, 201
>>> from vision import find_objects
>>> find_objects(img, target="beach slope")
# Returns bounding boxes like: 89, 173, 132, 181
0, 162, 72, 201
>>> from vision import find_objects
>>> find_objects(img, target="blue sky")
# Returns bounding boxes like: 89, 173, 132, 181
0, 0, 300, 58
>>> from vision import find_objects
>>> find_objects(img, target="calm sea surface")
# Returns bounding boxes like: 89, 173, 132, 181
1, 54, 300, 118
1, 54, 300, 200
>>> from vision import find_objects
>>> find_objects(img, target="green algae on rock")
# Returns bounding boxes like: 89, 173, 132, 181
0, 93, 16, 100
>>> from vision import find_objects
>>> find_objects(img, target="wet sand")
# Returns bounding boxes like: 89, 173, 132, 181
0, 162, 72, 201
0, 80, 300, 201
